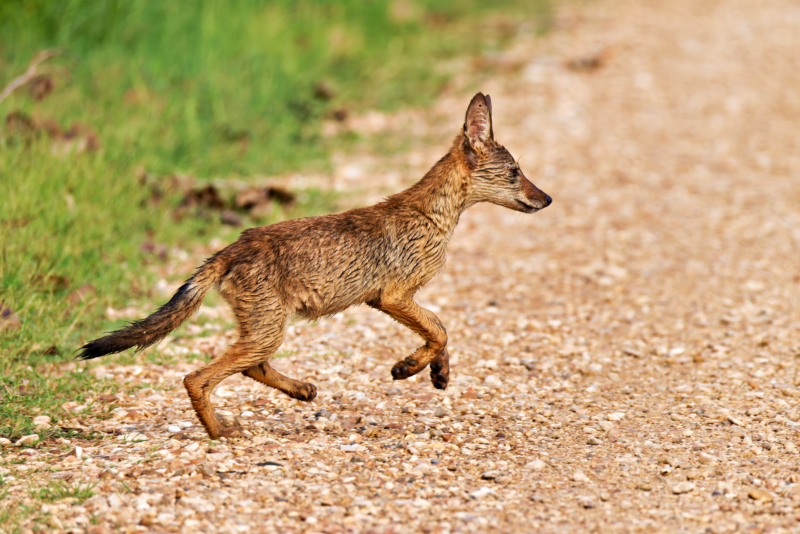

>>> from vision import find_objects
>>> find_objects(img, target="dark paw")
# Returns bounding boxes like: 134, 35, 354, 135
430, 348, 450, 390
291, 383, 318, 401
392, 362, 410, 380
392, 357, 419, 380
431, 370, 449, 390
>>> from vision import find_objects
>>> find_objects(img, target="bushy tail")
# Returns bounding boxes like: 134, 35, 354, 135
78, 253, 227, 360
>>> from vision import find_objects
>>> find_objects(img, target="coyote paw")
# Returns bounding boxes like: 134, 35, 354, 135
430, 364, 449, 389
218, 425, 245, 440
214, 413, 245, 440
391, 357, 418, 380
430, 349, 450, 390
289, 382, 318, 402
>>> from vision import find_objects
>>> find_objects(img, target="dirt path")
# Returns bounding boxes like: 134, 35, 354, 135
5, 0, 800, 532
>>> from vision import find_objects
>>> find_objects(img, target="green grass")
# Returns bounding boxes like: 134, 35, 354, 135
1, 0, 547, 176
0, 0, 550, 453
0, 482, 94, 534
30, 481, 96, 504
0, 367, 111, 440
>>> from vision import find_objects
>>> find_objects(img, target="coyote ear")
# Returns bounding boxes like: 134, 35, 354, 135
463, 92, 494, 152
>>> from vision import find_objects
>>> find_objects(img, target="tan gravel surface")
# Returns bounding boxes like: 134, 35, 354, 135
4, 0, 800, 532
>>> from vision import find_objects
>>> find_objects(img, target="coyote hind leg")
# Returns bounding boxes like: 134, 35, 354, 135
183, 341, 262, 439
369, 294, 450, 389
243, 361, 317, 401
183, 298, 287, 439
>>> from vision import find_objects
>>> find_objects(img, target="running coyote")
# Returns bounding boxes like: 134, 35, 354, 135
79, 93, 552, 439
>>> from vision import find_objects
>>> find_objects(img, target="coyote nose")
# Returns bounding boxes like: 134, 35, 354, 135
544, 195, 552, 207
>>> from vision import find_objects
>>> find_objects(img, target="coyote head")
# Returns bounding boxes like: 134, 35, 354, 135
460, 93, 552, 213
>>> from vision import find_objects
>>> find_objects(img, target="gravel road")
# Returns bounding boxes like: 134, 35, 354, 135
3, 0, 800, 532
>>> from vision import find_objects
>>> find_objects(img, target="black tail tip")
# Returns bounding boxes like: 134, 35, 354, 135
77, 336, 132, 360
77, 340, 106, 360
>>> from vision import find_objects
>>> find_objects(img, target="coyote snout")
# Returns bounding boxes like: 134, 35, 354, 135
79, 92, 552, 440
518, 172, 553, 213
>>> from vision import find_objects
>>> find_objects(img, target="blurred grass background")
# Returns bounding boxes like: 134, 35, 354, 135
0, 0, 548, 440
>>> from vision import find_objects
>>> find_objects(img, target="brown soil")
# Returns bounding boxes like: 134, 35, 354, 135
3, 0, 800, 532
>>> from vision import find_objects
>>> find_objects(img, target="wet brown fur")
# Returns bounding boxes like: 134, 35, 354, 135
79, 93, 552, 439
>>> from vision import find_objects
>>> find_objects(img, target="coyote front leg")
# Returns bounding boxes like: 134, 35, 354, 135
370, 295, 450, 389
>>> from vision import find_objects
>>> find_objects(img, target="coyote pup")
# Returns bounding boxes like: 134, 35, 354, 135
80, 93, 552, 439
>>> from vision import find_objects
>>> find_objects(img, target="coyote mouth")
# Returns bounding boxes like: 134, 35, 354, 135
516, 200, 539, 212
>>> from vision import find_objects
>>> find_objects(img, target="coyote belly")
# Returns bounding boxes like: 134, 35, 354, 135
79, 93, 552, 439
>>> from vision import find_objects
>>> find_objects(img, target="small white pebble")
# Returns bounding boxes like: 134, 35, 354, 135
672, 482, 696, 494
469, 487, 495, 499
573, 470, 589, 482
728, 415, 746, 427
699, 452, 718, 464
484, 375, 502, 387
524, 459, 546, 470
15, 434, 38, 446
